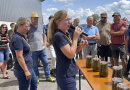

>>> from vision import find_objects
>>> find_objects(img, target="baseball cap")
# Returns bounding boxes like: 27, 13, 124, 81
112, 12, 121, 17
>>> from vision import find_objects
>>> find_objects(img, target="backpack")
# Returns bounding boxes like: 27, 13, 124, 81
7, 53, 14, 70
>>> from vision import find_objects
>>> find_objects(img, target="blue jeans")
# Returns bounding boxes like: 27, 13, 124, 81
0, 49, 9, 62
14, 68, 38, 90
56, 76, 77, 90
32, 49, 50, 78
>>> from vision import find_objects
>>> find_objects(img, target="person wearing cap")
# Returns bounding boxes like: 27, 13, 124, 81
27, 12, 55, 82
110, 12, 127, 75
10, 17, 38, 90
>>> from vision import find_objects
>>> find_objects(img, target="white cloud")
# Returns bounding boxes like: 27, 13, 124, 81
46, 8, 58, 12
64, 3, 74, 7
42, 13, 48, 24
43, 8, 94, 24
67, 8, 94, 24
43, 0, 130, 24
95, 0, 130, 22
125, 10, 130, 15
43, 8, 59, 24
53, 0, 76, 7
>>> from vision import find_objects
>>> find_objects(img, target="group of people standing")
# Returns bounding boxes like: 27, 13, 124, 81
0, 9, 130, 90
82, 11, 128, 77
96, 12, 127, 76
0, 12, 56, 90
47, 10, 129, 90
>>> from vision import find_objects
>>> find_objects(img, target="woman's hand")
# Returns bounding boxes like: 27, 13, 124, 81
25, 71, 31, 80
76, 40, 88, 53
7, 39, 10, 43
79, 40, 88, 49
73, 26, 83, 40
15, 50, 31, 80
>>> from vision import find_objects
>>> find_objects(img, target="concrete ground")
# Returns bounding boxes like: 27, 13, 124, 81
0, 67, 92, 90
0, 48, 92, 90
0, 48, 130, 90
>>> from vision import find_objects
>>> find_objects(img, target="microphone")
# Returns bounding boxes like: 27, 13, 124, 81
70, 25, 88, 36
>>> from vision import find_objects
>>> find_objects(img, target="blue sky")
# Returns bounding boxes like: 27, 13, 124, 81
42, 0, 130, 24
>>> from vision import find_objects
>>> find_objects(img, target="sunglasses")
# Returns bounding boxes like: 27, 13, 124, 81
101, 17, 107, 19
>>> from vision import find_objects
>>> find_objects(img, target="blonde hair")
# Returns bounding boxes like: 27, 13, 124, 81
48, 10, 67, 45
16, 17, 29, 26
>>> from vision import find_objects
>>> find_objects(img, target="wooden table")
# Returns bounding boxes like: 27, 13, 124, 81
76, 59, 130, 90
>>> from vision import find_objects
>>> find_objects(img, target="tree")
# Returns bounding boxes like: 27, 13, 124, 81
92, 14, 100, 21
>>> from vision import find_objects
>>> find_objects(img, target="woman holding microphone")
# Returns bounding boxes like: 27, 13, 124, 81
48, 10, 87, 90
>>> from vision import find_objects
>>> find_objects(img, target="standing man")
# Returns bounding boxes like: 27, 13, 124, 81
73, 18, 83, 59
8, 23, 15, 40
93, 19, 97, 26
8, 23, 16, 69
44, 15, 54, 36
96, 12, 113, 66
27, 12, 55, 82
110, 12, 127, 74
82, 16, 100, 58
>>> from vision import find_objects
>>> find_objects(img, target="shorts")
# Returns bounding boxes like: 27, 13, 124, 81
0, 49, 9, 62
98, 45, 112, 57
111, 44, 125, 59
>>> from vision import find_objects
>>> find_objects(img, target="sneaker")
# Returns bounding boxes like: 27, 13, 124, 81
46, 75, 55, 82
37, 76, 39, 83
